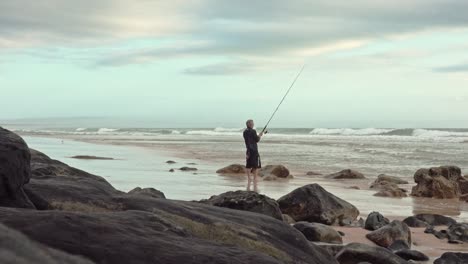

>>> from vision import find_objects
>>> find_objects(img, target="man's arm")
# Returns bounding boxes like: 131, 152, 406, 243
254, 130, 263, 142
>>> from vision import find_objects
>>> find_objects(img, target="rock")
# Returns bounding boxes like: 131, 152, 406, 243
404, 214, 456, 227
199, 191, 283, 220
447, 223, 468, 242
347, 217, 365, 228
306, 171, 322, 176
394, 249, 429, 261
402, 217, 429, 228
364, 212, 390, 231
166, 160, 176, 164
347, 186, 360, 190
216, 164, 245, 174
23, 187, 52, 210
0, 127, 35, 209
187, 162, 197, 165
388, 240, 410, 251
0, 223, 94, 264
179, 166, 197, 171
0, 202, 337, 264
169, 169, 175, 172
366, 220, 411, 248
260, 165, 291, 178
263, 175, 279, 181
411, 166, 465, 199
434, 252, 468, 264
128, 187, 165, 199
313, 242, 345, 257
282, 214, 295, 224
325, 169, 366, 179
277, 184, 360, 225
70, 155, 114, 160
374, 174, 409, 185
335, 243, 409, 264
373, 183, 408, 198
293, 222, 343, 244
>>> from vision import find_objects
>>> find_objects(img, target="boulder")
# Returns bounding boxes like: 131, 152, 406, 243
293, 222, 343, 244
216, 164, 245, 174
0, 202, 337, 264
373, 174, 409, 185
179, 166, 197, 171
411, 166, 466, 199
366, 221, 411, 248
403, 214, 456, 227
199, 191, 283, 220
260, 165, 291, 178
325, 169, 366, 180
166, 160, 176, 164
0, 223, 94, 264
335, 243, 409, 264
128, 187, 165, 199
434, 252, 468, 264
387, 240, 410, 251
447, 223, 468, 243
402, 217, 429, 228
277, 184, 360, 225
0, 127, 35, 208
313, 242, 345, 257
394, 249, 429, 262
282, 214, 295, 224
373, 183, 407, 198
364, 212, 390, 231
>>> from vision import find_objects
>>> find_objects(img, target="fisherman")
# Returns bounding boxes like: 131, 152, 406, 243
243, 119, 264, 190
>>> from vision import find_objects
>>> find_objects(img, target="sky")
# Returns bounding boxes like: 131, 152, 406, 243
1, 0, 468, 128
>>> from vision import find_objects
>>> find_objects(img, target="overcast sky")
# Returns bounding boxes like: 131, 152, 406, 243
1, 1, 467, 128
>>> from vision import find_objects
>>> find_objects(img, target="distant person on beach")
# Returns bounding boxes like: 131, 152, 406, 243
243, 119, 264, 191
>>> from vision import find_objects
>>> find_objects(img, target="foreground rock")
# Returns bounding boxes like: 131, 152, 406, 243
335, 243, 409, 264
393, 249, 429, 262
0, 223, 94, 264
277, 184, 359, 225
0, 127, 35, 209
216, 164, 245, 174
325, 169, 366, 180
364, 212, 390, 231
434, 252, 468, 264
366, 221, 411, 248
199, 191, 283, 220
411, 166, 468, 199
402, 214, 456, 227
447, 223, 468, 243
293, 222, 343, 244
260, 165, 291, 179
128, 187, 165, 199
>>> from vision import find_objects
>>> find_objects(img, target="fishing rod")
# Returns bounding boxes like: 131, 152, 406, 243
261, 64, 305, 134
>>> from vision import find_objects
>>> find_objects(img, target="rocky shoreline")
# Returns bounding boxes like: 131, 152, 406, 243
1, 127, 467, 264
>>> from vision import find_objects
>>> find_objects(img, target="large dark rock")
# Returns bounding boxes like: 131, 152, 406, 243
0, 201, 337, 264
411, 166, 466, 199
128, 187, 165, 199
403, 214, 456, 228
260, 165, 291, 178
434, 252, 468, 264
335, 243, 409, 264
364, 212, 390, 231
216, 164, 245, 174
199, 190, 283, 220
366, 221, 411, 248
277, 184, 360, 225
293, 222, 343, 244
325, 169, 366, 180
0, 222, 94, 264
0, 127, 35, 208
394, 249, 429, 262
447, 223, 468, 243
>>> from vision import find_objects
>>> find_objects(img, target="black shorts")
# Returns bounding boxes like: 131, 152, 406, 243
246, 150, 261, 169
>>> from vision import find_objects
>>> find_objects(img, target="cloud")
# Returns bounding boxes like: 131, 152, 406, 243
433, 63, 468, 73
183, 62, 258, 75
2, 1, 468, 73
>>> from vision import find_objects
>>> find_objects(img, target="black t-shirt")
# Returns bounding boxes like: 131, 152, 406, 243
243, 128, 260, 152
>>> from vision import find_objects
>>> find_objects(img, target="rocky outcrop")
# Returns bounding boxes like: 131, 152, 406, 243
0, 223, 94, 264
411, 166, 468, 199
335, 243, 409, 264
373, 174, 409, 185
434, 252, 468, 264
277, 184, 359, 225
366, 221, 411, 248
260, 165, 291, 179
199, 191, 283, 220
325, 169, 365, 180
293, 222, 343, 244
364, 212, 390, 231
128, 187, 165, 199
0, 127, 35, 209
216, 164, 245, 174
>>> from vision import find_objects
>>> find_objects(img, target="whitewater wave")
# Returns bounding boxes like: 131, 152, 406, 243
310, 128, 394, 136
213, 127, 243, 132
97, 128, 119, 134
412, 129, 468, 138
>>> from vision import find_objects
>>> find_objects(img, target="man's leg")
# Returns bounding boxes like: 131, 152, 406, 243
246, 168, 252, 191
252, 168, 259, 192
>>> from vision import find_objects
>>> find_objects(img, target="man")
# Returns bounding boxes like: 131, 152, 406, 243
243, 119, 264, 190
